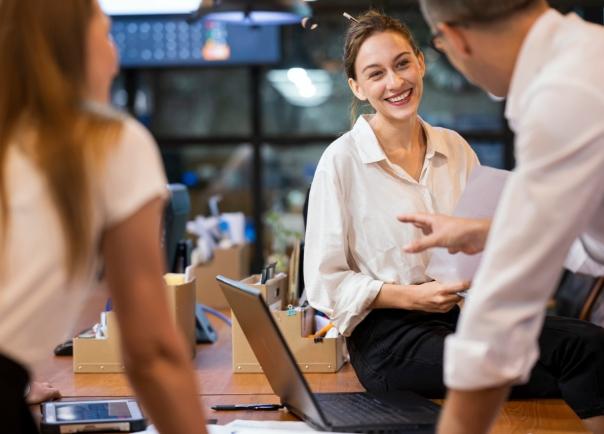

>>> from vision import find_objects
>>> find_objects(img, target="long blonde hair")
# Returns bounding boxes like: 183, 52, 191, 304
0, 0, 124, 276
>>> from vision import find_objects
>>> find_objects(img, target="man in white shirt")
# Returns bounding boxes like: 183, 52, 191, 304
401, 0, 604, 433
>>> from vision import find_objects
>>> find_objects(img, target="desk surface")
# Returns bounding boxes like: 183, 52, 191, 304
36, 288, 589, 434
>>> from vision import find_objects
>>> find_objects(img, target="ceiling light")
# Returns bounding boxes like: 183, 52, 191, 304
268, 68, 333, 107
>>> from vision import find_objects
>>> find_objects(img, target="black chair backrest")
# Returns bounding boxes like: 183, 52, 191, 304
554, 270, 604, 323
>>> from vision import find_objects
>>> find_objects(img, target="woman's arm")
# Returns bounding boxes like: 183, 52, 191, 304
373, 281, 469, 312
101, 198, 206, 434
304, 170, 384, 335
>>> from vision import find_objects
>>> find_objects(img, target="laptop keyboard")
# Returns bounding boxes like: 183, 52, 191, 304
315, 393, 413, 427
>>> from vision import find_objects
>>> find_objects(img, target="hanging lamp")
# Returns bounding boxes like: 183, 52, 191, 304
190, 0, 312, 26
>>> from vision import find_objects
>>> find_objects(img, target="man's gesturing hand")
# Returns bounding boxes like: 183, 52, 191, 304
398, 213, 490, 255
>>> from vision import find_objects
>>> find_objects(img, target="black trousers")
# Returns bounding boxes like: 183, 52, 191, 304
347, 307, 604, 419
0, 354, 39, 434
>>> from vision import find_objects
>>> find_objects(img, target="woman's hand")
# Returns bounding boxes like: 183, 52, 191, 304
373, 281, 470, 312
410, 281, 469, 313
26, 381, 61, 404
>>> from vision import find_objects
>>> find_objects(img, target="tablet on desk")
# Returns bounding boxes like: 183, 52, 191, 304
40, 399, 146, 433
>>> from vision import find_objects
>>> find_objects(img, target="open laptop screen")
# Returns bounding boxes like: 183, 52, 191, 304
216, 275, 327, 426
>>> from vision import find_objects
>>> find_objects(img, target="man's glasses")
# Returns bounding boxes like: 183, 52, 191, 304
429, 29, 446, 53
429, 22, 462, 54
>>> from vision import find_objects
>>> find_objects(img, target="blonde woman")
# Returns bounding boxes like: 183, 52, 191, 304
0, 1, 206, 432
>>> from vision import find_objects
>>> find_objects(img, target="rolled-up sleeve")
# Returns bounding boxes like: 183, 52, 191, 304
564, 236, 604, 276
304, 169, 383, 336
445, 84, 604, 390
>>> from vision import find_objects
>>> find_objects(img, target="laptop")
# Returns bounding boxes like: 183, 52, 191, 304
216, 275, 440, 433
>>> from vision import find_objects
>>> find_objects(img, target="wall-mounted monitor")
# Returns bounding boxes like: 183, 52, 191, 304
102, 4, 281, 67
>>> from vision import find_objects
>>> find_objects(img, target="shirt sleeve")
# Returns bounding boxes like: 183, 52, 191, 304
304, 168, 383, 336
564, 236, 604, 276
444, 83, 604, 390
100, 117, 168, 228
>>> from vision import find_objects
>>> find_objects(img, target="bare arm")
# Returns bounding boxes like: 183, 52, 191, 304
398, 214, 491, 255
437, 386, 511, 434
101, 198, 206, 434
372, 281, 469, 313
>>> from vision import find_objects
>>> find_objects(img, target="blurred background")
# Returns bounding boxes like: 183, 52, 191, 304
103, 0, 604, 270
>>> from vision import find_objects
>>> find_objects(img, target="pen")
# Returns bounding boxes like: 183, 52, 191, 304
211, 404, 284, 411
314, 322, 334, 338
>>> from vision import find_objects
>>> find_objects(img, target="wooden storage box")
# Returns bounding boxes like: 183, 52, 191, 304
73, 274, 196, 373
194, 244, 250, 309
231, 275, 346, 374
73, 311, 123, 373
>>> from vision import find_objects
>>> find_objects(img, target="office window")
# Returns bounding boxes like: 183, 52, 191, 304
470, 142, 506, 169
261, 9, 504, 139
262, 144, 327, 210
151, 68, 252, 137
161, 144, 253, 217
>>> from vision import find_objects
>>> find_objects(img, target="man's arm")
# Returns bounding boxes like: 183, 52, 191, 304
437, 387, 511, 434
439, 84, 604, 432
397, 214, 491, 254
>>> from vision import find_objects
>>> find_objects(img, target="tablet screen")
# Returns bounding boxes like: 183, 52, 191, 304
55, 402, 132, 422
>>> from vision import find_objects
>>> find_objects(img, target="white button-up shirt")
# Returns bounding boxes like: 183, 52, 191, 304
445, 10, 604, 390
304, 115, 478, 336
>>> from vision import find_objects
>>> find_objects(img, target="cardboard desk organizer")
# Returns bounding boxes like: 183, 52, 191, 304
231, 274, 347, 373
73, 274, 196, 373
194, 244, 250, 309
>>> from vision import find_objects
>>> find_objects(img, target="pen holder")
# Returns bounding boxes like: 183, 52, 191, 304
73, 311, 124, 373
231, 285, 346, 373
193, 244, 251, 309
73, 273, 197, 373
240, 273, 288, 310
164, 273, 197, 357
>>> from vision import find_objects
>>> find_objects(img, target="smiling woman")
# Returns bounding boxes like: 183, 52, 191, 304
304, 9, 479, 396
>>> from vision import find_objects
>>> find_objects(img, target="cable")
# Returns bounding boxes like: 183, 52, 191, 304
201, 305, 232, 327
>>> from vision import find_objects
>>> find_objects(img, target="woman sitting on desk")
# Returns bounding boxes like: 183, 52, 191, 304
304, 10, 604, 423
0, 0, 206, 432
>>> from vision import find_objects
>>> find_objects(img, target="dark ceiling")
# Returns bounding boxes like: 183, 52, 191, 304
309, 0, 604, 13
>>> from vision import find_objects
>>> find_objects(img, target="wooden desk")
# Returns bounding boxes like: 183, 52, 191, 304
37, 289, 589, 433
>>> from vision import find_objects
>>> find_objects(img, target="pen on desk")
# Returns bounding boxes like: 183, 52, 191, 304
211, 404, 284, 411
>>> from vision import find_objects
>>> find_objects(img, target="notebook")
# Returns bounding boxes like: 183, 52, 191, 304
217, 275, 439, 434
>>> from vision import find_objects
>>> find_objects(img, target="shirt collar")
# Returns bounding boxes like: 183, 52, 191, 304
351, 114, 449, 165
505, 9, 562, 128
422, 119, 449, 160
351, 115, 387, 164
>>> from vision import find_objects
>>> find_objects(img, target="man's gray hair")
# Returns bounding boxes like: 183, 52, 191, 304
420, 0, 538, 24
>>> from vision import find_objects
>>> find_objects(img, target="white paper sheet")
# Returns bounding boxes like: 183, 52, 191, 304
143, 419, 346, 433
223, 419, 357, 433
425, 166, 510, 284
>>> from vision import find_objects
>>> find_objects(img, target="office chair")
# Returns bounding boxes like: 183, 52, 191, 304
579, 276, 604, 323
554, 270, 604, 326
